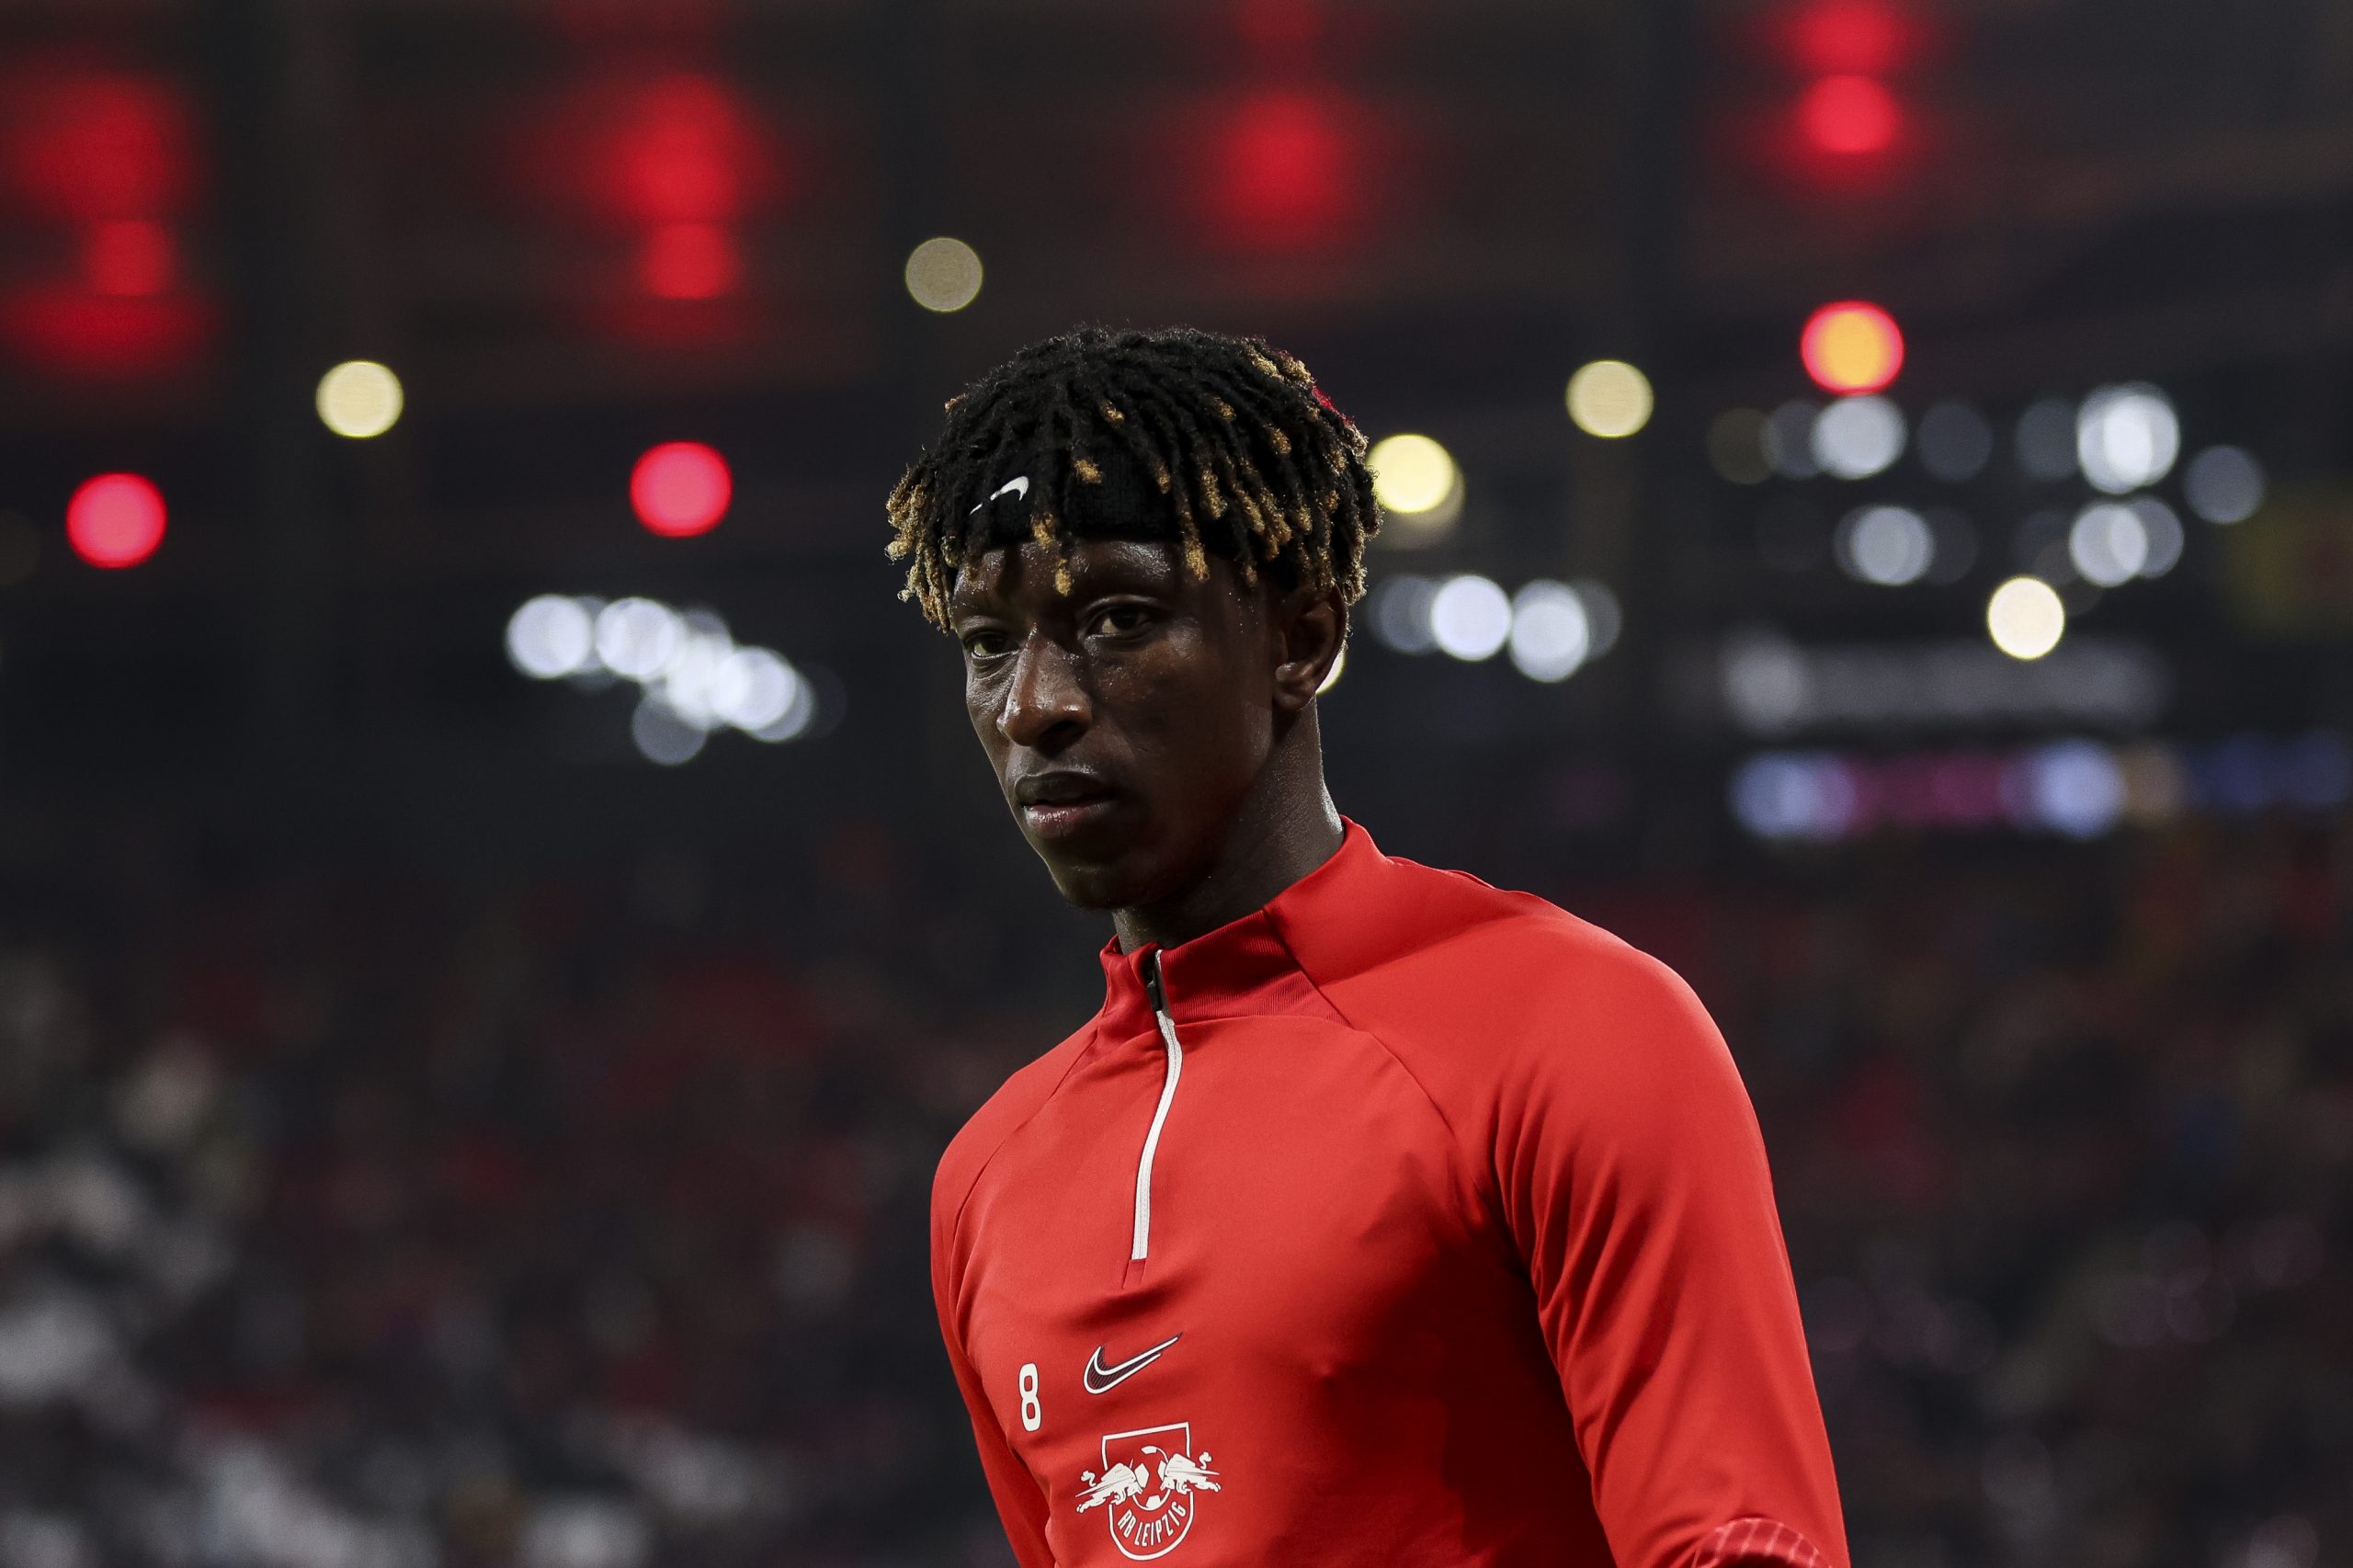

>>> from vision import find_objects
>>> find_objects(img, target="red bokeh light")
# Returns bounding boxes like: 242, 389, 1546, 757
83, 218, 176, 296
0, 285, 211, 376
1785, 0, 1912, 75
638, 221, 741, 300
66, 473, 167, 568
519, 74, 778, 230
4, 71, 199, 221
1205, 91, 1359, 252
1799, 74, 1900, 156
1801, 301, 1904, 393
631, 442, 732, 537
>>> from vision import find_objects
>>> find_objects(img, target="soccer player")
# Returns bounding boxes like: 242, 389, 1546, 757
893, 326, 1847, 1567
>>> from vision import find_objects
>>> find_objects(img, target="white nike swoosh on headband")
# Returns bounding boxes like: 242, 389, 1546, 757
968, 474, 1030, 513
1083, 1333, 1182, 1394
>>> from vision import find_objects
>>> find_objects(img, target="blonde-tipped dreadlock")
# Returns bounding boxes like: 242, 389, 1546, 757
884, 325, 1381, 630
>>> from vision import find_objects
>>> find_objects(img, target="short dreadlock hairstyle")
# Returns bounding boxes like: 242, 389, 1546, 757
885, 325, 1381, 629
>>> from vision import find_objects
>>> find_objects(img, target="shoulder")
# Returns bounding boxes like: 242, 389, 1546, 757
1329, 853, 1712, 1040
1302, 855, 1738, 1122
930, 1021, 1096, 1244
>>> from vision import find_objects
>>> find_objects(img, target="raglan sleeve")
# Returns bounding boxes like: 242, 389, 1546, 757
1495, 940, 1849, 1568
930, 1167, 1055, 1568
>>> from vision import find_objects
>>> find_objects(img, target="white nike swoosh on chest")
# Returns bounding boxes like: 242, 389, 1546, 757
1083, 1333, 1182, 1393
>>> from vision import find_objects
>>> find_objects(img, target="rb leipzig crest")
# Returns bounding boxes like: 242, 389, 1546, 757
1074, 1422, 1222, 1561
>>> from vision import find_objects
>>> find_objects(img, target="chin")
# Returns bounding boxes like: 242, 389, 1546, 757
1040, 853, 1153, 912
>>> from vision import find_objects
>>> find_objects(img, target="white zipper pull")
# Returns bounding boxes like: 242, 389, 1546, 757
1131, 951, 1185, 1264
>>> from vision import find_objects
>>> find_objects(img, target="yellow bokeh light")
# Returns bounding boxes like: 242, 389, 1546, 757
1987, 576, 2066, 661
1369, 434, 1459, 515
904, 237, 983, 312
316, 360, 404, 439
1566, 359, 1654, 438
1315, 641, 1347, 696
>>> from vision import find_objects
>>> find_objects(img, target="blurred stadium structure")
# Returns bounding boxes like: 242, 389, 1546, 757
0, 0, 2348, 1564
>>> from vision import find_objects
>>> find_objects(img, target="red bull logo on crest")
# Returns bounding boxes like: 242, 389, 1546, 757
1074, 1422, 1222, 1561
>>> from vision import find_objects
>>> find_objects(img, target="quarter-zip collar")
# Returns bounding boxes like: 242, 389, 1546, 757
1093, 816, 1383, 1043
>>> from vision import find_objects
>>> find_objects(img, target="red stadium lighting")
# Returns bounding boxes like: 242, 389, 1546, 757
638, 221, 740, 301
1801, 301, 1904, 393
66, 472, 166, 568
6, 72, 199, 222
1207, 90, 1358, 252
631, 442, 731, 537
1798, 74, 1900, 156
1785, 0, 1912, 75
83, 218, 176, 296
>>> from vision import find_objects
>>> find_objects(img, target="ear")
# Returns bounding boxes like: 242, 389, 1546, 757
1270, 586, 1347, 713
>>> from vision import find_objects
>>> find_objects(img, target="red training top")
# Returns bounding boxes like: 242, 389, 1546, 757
931, 820, 1847, 1567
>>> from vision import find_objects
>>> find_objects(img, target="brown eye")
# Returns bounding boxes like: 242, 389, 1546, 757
961, 629, 1011, 658
1089, 604, 1153, 639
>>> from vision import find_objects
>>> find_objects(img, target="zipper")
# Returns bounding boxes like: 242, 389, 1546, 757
1131, 950, 1186, 1263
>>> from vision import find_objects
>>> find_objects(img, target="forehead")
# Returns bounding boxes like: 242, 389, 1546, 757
949, 535, 1199, 610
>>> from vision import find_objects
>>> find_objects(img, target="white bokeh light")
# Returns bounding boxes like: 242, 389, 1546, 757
2183, 445, 2265, 524
711, 648, 802, 732
1370, 575, 1438, 653
2129, 496, 2185, 577
1836, 505, 1934, 585
1429, 574, 1511, 661
506, 596, 597, 679
595, 598, 686, 680
1570, 579, 1621, 660
2015, 397, 2078, 481
631, 697, 708, 766
2076, 384, 2180, 494
1811, 395, 1906, 480
1506, 580, 1590, 682
2068, 502, 2150, 586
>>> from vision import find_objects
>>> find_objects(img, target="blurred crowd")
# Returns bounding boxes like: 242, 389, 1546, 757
0, 813, 2343, 1568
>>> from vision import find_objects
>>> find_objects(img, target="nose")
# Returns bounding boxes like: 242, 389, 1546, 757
998, 631, 1091, 750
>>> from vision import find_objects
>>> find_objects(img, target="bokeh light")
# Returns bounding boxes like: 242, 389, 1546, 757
1798, 74, 1900, 155
1506, 580, 1590, 682
2068, 502, 2149, 586
315, 360, 405, 439
630, 442, 732, 537
904, 237, 983, 312
65, 473, 166, 569
2014, 397, 2078, 481
1800, 301, 1903, 394
1987, 575, 2065, 660
2075, 384, 2179, 494
506, 596, 598, 679
83, 220, 177, 297
595, 597, 686, 679
1810, 394, 1906, 479
2130, 497, 2185, 578
1429, 574, 1510, 661
1368, 434, 1461, 536
1314, 642, 1346, 696
639, 222, 741, 301
1565, 360, 1653, 438
2183, 445, 2265, 524
1370, 575, 1439, 653
1836, 505, 1933, 585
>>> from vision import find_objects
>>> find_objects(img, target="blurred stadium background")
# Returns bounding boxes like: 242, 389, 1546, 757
0, 1, 2349, 1564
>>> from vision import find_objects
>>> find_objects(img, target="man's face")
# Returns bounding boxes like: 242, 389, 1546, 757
949, 535, 1307, 910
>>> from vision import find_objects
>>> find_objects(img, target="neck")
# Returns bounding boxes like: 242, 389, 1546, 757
1112, 713, 1345, 953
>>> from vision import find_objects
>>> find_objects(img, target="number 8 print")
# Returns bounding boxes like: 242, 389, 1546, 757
1018, 1363, 1041, 1432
